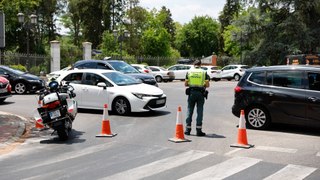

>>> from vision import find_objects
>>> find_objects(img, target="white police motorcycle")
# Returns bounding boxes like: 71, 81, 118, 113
34, 81, 77, 140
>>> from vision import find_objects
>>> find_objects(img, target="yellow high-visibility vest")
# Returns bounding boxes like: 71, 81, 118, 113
188, 68, 205, 87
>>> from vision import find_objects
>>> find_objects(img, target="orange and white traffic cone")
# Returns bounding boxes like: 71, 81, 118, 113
96, 104, 117, 137
168, 106, 191, 143
230, 110, 254, 148
35, 119, 45, 129
34, 103, 45, 130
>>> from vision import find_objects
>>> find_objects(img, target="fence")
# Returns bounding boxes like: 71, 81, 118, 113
0, 52, 50, 75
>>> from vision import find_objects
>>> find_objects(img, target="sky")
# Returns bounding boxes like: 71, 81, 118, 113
139, 0, 227, 24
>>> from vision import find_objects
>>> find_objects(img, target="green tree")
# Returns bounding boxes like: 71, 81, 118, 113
176, 16, 220, 57
218, 0, 241, 55
157, 6, 176, 46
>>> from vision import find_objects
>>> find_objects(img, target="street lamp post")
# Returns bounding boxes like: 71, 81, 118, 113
233, 31, 247, 64
113, 29, 130, 59
17, 12, 37, 69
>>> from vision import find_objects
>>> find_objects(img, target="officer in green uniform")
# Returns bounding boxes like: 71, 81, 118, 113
184, 60, 210, 136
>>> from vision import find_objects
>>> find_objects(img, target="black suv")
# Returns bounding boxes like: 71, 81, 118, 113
232, 65, 320, 129
72, 60, 158, 86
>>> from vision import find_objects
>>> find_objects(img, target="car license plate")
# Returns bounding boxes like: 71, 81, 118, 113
0, 88, 7, 93
49, 110, 61, 119
156, 99, 165, 104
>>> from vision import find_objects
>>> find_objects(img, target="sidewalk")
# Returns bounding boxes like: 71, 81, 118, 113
0, 111, 27, 148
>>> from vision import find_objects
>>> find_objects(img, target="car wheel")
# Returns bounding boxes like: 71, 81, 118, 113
246, 106, 271, 130
112, 97, 131, 115
234, 74, 241, 81
155, 76, 163, 83
14, 82, 27, 94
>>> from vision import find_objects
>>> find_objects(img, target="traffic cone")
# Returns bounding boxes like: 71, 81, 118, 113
230, 110, 254, 148
168, 106, 191, 143
35, 119, 45, 129
96, 104, 117, 137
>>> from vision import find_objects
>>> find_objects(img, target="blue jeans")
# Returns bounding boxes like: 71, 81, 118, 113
186, 90, 205, 128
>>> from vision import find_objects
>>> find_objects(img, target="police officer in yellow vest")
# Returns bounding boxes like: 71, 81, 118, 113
184, 60, 210, 136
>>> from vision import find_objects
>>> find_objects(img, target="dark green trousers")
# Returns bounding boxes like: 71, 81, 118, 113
186, 90, 205, 128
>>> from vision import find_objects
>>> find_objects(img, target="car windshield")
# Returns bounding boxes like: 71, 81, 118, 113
107, 61, 140, 74
102, 72, 141, 86
1, 66, 25, 75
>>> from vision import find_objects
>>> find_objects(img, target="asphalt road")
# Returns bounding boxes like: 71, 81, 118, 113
0, 80, 320, 179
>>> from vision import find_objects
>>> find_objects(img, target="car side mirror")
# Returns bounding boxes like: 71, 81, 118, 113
97, 82, 107, 90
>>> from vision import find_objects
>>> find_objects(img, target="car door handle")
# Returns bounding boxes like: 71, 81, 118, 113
308, 97, 318, 102
266, 91, 274, 96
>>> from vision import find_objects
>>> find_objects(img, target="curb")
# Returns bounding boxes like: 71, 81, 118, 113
0, 111, 27, 148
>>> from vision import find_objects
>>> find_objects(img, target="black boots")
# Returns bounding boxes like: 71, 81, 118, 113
185, 128, 206, 136
196, 128, 206, 136
184, 128, 191, 135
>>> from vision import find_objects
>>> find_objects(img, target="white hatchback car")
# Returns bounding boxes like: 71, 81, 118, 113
149, 66, 175, 82
200, 65, 219, 80
55, 69, 166, 115
212, 64, 249, 81
167, 64, 193, 80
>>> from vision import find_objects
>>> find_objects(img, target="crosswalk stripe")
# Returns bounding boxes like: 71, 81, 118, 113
179, 156, 261, 180
256, 146, 297, 153
263, 164, 316, 180
101, 150, 213, 180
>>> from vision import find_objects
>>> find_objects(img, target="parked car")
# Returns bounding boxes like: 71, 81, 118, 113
0, 76, 12, 103
167, 64, 193, 80
149, 66, 175, 82
200, 65, 219, 80
212, 64, 249, 81
131, 64, 152, 73
0, 66, 45, 94
56, 69, 166, 115
232, 65, 320, 130
71, 60, 158, 86
46, 66, 71, 82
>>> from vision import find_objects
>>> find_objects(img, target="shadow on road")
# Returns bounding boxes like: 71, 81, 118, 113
252, 123, 320, 137
78, 108, 171, 117
39, 129, 86, 144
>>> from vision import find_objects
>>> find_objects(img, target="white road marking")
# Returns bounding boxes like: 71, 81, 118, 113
224, 148, 243, 156
14, 142, 118, 172
179, 156, 261, 180
101, 150, 213, 180
263, 164, 317, 180
317, 152, 320, 157
256, 146, 297, 153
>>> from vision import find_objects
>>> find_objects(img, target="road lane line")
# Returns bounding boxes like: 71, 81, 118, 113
101, 150, 213, 180
179, 156, 261, 180
256, 146, 297, 153
263, 164, 316, 180
317, 152, 320, 157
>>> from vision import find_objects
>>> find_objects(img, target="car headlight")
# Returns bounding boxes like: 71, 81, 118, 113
132, 93, 153, 99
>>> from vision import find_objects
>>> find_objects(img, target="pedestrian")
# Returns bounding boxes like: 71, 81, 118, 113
184, 59, 210, 136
